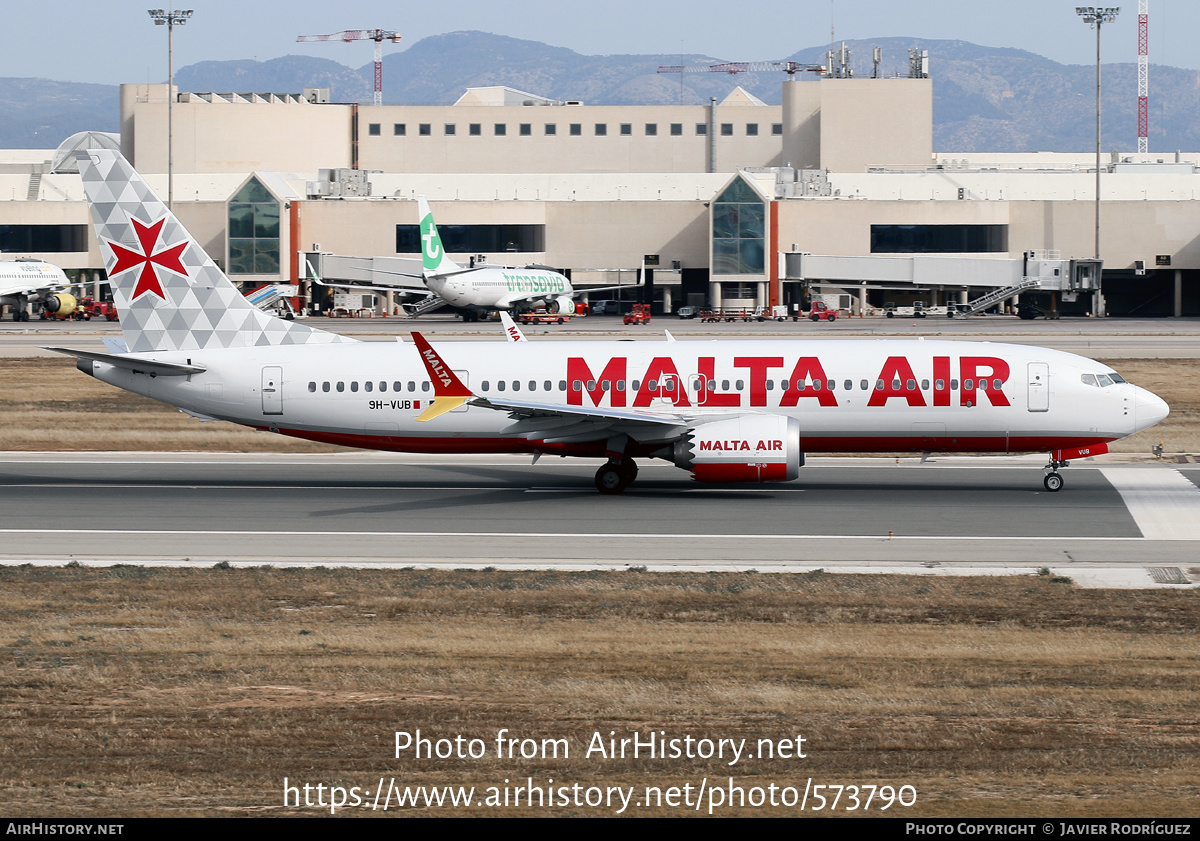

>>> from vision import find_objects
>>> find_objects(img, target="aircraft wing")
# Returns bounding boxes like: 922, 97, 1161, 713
470, 396, 690, 445
410, 330, 728, 447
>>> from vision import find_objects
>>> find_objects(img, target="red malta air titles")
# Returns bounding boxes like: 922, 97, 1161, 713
54, 150, 1169, 494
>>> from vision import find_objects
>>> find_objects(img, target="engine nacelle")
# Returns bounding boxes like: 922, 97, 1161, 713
664, 415, 803, 483
548, 295, 574, 315
43, 292, 78, 316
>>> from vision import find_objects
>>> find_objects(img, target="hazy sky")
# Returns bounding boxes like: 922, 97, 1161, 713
5, 1, 1196, 85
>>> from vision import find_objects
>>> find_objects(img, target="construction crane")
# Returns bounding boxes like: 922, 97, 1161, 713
658, 60, 825, 76
296, 29, 401, 106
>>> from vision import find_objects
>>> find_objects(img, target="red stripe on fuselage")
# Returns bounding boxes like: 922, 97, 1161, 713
258, 426, 1115, 457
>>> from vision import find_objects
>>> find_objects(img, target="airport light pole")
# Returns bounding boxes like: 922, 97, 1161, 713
148, 9, 193, 211
1076, 6, 1119, 261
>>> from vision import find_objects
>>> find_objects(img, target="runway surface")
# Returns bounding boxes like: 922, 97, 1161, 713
2, 453, 1197, 588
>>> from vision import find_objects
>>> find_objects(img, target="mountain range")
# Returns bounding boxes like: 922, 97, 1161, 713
3, 30, 1199, 155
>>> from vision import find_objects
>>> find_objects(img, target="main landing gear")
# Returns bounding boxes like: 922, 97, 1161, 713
595, 459, 638, 494
1043, 457, 1069, 492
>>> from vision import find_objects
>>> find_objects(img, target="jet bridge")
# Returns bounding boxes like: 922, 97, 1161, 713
782, 252, 1103, 316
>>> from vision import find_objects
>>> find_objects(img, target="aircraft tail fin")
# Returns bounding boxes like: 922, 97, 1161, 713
417, 195, 463, 278
77, 149, 350, 353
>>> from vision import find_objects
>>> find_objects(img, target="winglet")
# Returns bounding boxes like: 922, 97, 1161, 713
499, 311, 528, 342
411, 331, 474, 421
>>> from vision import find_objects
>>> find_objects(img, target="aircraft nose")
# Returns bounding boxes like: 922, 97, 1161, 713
1134, 386, 1169, 431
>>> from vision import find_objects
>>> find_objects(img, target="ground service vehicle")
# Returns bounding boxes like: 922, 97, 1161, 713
624, 303, 652, 325
809, 301, 837, 322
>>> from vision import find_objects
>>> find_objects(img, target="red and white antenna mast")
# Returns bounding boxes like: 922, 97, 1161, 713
1138, 0, 1149, 153
297, 29, 401, 107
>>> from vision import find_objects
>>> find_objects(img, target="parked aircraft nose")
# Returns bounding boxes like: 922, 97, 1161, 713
1134, 386, 1170, 432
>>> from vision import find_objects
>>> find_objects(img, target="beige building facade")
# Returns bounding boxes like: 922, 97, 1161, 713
3, 74, 1199, 318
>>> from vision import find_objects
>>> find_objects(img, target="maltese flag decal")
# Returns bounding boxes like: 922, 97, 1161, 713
105, 217, 189, 301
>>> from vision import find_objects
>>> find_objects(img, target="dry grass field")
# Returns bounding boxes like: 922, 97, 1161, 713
1, 356, 1196, 455
1, 566, 1197, 817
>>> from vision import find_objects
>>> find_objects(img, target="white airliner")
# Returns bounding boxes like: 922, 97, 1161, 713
346, 196, 641, 320
53, 150, 1169, 494
0, 259, 75, 321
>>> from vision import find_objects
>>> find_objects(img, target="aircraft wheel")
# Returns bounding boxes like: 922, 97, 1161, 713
1043, 472, 1064, 492
595, 462, 627, 495
619, 460, 638, 486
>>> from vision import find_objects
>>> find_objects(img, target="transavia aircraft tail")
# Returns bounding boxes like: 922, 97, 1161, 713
51, 150, 1169, 494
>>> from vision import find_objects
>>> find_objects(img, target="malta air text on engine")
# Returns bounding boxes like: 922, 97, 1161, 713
566, 355, 1014, 409
700, 439, 785, 452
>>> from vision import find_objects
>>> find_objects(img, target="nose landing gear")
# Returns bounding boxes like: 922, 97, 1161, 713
1043, 457, 1069, 492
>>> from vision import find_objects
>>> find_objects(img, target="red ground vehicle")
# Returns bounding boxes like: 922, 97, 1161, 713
517, 310, 570, 325
82, 297, 119, 321
808, 301, 837, 322
623, 303, 652, 325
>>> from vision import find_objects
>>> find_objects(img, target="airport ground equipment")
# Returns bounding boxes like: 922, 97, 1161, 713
624, 304, 652, 325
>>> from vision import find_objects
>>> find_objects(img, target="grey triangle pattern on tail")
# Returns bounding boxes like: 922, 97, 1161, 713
77, 149, 353, 353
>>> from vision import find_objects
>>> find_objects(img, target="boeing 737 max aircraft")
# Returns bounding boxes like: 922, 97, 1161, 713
346, 196, 641, 320
53, 150, 1169, 494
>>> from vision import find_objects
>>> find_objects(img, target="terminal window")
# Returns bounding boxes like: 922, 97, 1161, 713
0, 224, 87, 253
570, 123, 582, 136
721, 123, 733, 136
444, 124, 456, 136
746, 123, 758, 136
397, 223, 546, 254
393, 124, 406, 136
595, 123, 608, 136
228, 176, 280, 276
368, 123, 381, 136
419, 124, 431, 136
696, 124, 708, 135
519, 123, 532, 136
620, 124, 632, 136
545, 123, 557, 135
772, 123, 783, 135
645, 123, 658, 136
469, 123, 482, 136
494, 123, 507, 136
870, 225, 1009, 254
670, 123, 683, 136
711, 176, 765, 276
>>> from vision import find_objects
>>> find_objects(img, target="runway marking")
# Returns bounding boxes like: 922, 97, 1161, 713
0, 528, 1167, 542
1100, 467, 1200, 540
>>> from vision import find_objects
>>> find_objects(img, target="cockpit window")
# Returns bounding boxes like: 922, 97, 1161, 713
1081, 373, 1098, 387
1109, 373, 1126, 384
1097, 374, 1114, 387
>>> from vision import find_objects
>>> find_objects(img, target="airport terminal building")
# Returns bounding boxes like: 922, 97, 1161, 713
3, 71, 1200, 317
